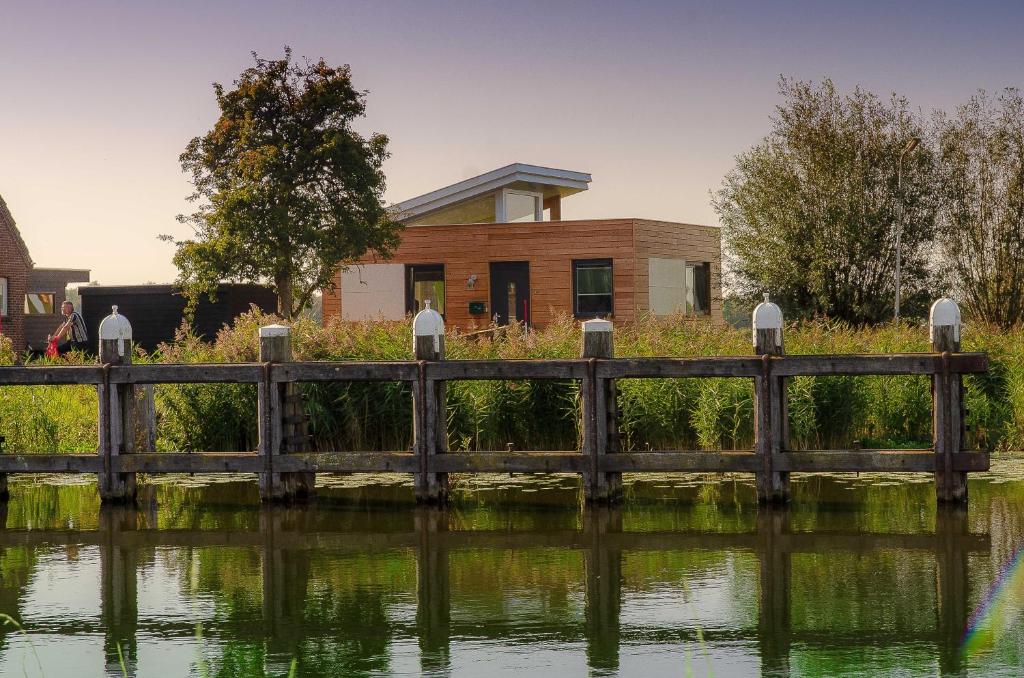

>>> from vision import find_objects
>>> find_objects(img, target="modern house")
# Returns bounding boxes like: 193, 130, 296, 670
322, 164, 721, 329
0, 195, 90, 352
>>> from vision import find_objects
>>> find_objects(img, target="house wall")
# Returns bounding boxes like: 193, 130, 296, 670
323, 219, 637, 330
0, 207, 31, 352
25, 268, 90, 349
633, 220, 723, 322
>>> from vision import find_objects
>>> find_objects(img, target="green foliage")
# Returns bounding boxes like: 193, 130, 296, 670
170, 48, 402, 319
934, 88, 1024, 328
714, 77, 937, 324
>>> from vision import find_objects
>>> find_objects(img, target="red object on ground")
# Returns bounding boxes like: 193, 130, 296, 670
45, 337, 59, 358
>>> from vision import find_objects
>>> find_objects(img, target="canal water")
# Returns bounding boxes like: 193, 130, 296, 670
1, 463, 1023, 677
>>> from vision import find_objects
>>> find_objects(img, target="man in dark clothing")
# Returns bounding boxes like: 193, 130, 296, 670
50, 301, 89, 355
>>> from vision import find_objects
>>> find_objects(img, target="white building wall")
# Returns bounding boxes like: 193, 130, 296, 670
341, 264, 406, 320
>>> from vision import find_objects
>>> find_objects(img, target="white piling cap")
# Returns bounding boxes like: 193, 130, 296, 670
413, 300, 445, 351
929, 298, 961, 342
582, 318, 613, 333
751, 293, 783, 343
259, 324, 290, 338
98, 305, 133, 357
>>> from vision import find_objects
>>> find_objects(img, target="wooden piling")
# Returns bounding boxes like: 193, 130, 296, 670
258, 325, 314, 502
414, 303, 448, 503
753, 296, 788, 503
931, 299, 967, 503
98, 307, 136, 503
582, 319, 620, 503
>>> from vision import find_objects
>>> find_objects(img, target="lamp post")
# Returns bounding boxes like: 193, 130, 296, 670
895, 136, 921, 321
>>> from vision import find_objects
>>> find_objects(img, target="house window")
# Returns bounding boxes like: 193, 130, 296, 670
406, 264, 445, 315
0, 278, 7, 316
25, 292, 56, 315
497, 189, 543, 222
573, 259, 613, 317
686, 262, 711, 315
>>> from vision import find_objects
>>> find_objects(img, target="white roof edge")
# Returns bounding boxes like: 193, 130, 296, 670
394, 163, 592, 216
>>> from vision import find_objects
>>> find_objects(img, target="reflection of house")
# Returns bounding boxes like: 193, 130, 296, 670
0, 196, 90, 352
322, 163, 722, 329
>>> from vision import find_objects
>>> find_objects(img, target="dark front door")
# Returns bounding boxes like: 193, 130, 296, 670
489, 262, 530, 326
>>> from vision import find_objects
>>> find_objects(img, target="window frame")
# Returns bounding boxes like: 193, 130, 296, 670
0, 277, 7, 317
572, 258, 614, 318
685, 262, 712, 316
405, 263, 446, 316
25, 291, 57, 315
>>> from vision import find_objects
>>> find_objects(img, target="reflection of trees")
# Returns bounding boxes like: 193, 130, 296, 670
0, 485, 1014, 677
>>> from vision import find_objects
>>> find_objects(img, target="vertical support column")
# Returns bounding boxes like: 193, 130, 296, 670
258, 324, 314, 502
100, 505, 138, 677
98, 306, 136, 503
930, 298, 967, 504
260, 506, 311, 672
584, 507, 622, 672
582, 319, 620, 503
753, 295, 788, 503
415, 508, 451, 674
413, 302, 448, 504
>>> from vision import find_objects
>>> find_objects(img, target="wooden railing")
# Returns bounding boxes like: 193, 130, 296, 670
0, 348, 989, 505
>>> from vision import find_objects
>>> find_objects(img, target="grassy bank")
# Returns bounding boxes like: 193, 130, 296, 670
1, 310, 1023, 454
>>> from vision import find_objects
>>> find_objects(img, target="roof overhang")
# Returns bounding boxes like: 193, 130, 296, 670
394, 163, 591, 224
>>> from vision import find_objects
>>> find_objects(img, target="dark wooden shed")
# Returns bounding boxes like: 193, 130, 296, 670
79, 284, 277, 353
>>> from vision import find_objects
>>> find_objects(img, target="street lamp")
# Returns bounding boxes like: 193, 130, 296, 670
895, 136, 921, 321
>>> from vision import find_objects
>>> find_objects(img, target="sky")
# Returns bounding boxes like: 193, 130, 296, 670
1, 0, 1022, 285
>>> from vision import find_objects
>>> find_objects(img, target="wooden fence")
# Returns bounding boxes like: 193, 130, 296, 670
0, 298, 990, 506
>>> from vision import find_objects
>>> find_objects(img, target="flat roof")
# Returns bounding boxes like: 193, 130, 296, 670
394, 163, 591, 223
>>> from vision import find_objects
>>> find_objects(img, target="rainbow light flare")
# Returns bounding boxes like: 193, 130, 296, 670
962, 545, 1024, 656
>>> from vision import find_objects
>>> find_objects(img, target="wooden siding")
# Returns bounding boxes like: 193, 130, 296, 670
633, 220, 724, 322
322, 218, 724, 330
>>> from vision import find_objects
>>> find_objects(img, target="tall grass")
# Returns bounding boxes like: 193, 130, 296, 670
2, 310, 1024, 454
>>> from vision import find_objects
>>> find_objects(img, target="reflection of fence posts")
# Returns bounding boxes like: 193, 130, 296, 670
757, 509, 791, 677
260, 507, 311, 671
99, 506, 138, 677
584, 507, 622, 672
415, 508, 451, 674
582, 319, 621, 503
935, 507, 969, 676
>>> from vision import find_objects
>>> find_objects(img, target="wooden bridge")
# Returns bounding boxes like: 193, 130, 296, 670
0, 298, 989, 505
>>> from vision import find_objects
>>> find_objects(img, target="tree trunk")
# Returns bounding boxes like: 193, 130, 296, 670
277, 275, 294, 321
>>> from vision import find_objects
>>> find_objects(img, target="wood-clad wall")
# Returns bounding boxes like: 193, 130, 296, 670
633, 220, 723, 322
322, 218, 723, 329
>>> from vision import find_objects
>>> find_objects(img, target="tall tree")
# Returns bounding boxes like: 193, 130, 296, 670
934, 89, 1024, 328
170, 48, 402, 319
713, 77, 937, 324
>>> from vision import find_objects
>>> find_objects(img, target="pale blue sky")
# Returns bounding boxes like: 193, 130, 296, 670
1, 0, 1021, 283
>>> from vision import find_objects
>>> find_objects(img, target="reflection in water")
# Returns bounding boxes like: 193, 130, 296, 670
0, 471, 1021, 675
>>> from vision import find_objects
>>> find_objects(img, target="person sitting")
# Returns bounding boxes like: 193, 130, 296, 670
49, 301, 89, 356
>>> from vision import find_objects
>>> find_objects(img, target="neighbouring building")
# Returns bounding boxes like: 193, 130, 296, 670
0, 195, 90, 352
80, 284, 277, 353
322, 163, 722, 330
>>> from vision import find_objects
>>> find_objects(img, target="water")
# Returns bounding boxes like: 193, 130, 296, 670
1, 463, 1024, 677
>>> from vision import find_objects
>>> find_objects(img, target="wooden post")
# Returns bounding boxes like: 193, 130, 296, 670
935, 507, 969, 675
757, 508, 792, 676
98, 306, 136, 503
753, 295, 788, 503
100, 505, 138, 676
413, 302, 448, 503
931, 298, 967, 503
258, 324, 314, 502
583, 507, 622, 672
582, 319, 620, 503
415, 508, 451, 673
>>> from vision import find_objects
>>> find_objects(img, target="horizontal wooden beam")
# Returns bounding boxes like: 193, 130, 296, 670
601, 451, 761, 472
272, 362, 418, 383
771, 353, 988, 377
0, 366, 104, 385
430, 452, 588, 473
111, 363, 263, 384
0, 455, 102, 472
776, 451, 989, 472
273, 452, 418, 473
427, 360, 587, 381
597, 358, 763, 379
115, 453, 265, 473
